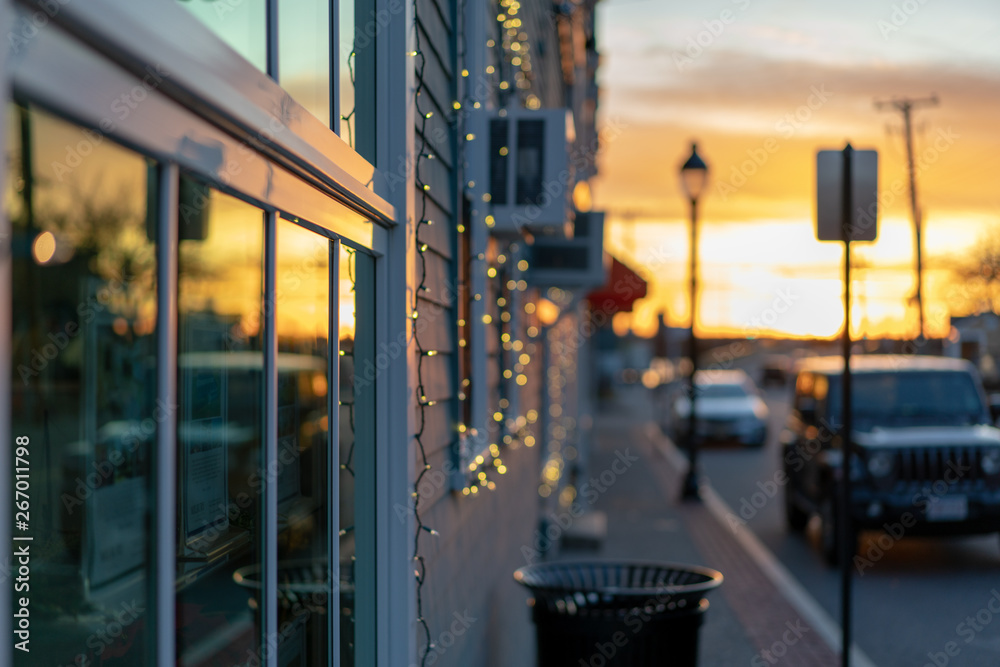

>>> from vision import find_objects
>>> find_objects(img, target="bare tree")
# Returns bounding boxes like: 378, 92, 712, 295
951, 226, 1000, 315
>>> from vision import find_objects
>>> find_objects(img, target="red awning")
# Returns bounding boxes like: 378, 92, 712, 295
586, 255, 647, 313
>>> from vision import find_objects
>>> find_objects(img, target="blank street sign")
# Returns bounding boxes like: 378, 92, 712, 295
816, 149, 878, 242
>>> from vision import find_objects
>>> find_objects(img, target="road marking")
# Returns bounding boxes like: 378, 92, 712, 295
646, 422, 879, 667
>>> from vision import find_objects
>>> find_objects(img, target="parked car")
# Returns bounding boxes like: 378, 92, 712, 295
669, 369, 769, 447
760, 354, 792, 387
782, 355, 1000, 565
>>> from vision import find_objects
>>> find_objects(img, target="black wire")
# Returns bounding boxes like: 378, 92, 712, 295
342, 48, 357, 147
412, 3, 434, 662
343, 247, 358, 479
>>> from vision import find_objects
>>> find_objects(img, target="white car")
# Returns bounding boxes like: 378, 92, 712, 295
670, 369, 769, 447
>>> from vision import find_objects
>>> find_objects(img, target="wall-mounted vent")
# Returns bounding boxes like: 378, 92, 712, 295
471, 108, 573, 233
527, 212, 605, 288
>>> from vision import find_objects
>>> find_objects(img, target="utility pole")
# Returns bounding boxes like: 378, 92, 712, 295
875, 94, 938, 339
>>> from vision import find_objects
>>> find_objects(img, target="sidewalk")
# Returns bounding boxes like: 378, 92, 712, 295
556, 389, 851, 666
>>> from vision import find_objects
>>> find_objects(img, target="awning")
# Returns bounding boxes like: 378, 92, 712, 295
586, 254, 647, 313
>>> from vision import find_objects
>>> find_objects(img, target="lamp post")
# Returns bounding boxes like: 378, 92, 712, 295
679, 142, 708, 501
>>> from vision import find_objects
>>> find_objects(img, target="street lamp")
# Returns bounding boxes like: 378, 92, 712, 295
679, 142, 708, 501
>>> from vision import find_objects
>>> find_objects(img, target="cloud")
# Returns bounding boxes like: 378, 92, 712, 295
595, 50, 1000, 225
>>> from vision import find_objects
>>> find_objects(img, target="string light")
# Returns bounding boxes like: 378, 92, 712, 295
389, 0, 548, 620
411, 2, 439, 662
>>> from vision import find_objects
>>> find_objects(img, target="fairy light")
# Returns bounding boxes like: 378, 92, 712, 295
433, 0, 547, 517
411, 2, 440, 661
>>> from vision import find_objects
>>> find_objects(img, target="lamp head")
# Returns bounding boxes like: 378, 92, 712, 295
679, 142, 709, 202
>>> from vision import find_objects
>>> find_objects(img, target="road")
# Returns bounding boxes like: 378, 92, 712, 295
693, 360, 1000, 667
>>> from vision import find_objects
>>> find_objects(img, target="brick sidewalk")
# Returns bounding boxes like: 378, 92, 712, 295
564, 399, 845, 666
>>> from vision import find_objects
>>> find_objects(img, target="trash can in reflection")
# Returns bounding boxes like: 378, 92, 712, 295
513, 560, 723, 667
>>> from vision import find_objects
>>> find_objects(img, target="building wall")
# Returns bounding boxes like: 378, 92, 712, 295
408, 0, 541, 662
406, 0, 602, 663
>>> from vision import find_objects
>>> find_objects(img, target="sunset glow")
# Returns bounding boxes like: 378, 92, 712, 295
594, 0, 1000, 339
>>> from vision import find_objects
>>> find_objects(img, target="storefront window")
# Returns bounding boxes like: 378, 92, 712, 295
338, 0, 357, 146
275, 220, 332, 664
280, 1, 332, 127
8, 105, 156, 665
175, 182, 265, 665
338, 245, 358, 664
7, 80, 380, 667
176, 0, 373, 152
343, 0, 377, 160
339, 244, 375, 666
179, 0, 268, 73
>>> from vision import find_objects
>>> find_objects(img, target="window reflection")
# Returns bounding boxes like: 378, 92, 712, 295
176, 181, 265, 666
339, 246, 358, 664
280, 0, 332, 127
276, 220, 331, 664
339, 0, 357, 146
338, 0, 376, 159
179, 0, 267, 73
338, 244, 375, 666
8, 105, 155, 666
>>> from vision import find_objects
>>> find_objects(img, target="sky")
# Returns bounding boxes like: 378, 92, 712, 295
592, 0, 1000, 339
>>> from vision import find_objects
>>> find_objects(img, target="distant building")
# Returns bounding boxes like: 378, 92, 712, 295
946, 314, 1000, 387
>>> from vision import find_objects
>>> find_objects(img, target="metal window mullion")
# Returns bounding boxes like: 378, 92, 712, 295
263, 211, 279, 667
154, 163, 179, 667
329, 239, 342, 667
331, 0, 341, 133
266, 0, 279, 80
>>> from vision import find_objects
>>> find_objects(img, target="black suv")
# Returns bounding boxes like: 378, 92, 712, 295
782, 355, 1000, 565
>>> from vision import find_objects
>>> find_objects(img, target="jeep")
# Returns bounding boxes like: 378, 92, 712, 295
782, 355, 1000, 565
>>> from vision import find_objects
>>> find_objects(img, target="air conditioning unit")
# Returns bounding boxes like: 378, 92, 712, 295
527, 211, 605, 288
470, 108, 574, 234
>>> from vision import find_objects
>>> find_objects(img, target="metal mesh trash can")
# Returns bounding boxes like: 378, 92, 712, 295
514, 560, 722, 667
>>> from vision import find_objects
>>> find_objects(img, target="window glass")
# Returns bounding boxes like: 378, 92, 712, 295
179, 0, 267, 73
338, 245, 358, 664
8, 105, 156, 665
339, 0, 375, 159
339, 245, 376, 666
699, 384, 748, 399
280, 0, 332, 127
276, 220, 331, 664
338, 0, 357, 146
175, 182, 265, 665
828, 371, 984, 427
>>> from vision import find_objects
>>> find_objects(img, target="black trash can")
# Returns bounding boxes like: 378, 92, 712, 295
514, 560, 722, 667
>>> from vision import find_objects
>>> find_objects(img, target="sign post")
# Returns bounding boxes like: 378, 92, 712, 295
816, 144, 878, 667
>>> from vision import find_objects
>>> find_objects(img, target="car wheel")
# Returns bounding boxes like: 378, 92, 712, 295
820, 496, 856, 567
784, 485, 809, 533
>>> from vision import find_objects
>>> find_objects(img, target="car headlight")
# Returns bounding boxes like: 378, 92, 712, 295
981, 449, 1000, 476
867, 451, 895, 478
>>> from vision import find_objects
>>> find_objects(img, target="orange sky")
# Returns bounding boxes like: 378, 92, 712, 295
593, 0, 1000, 339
